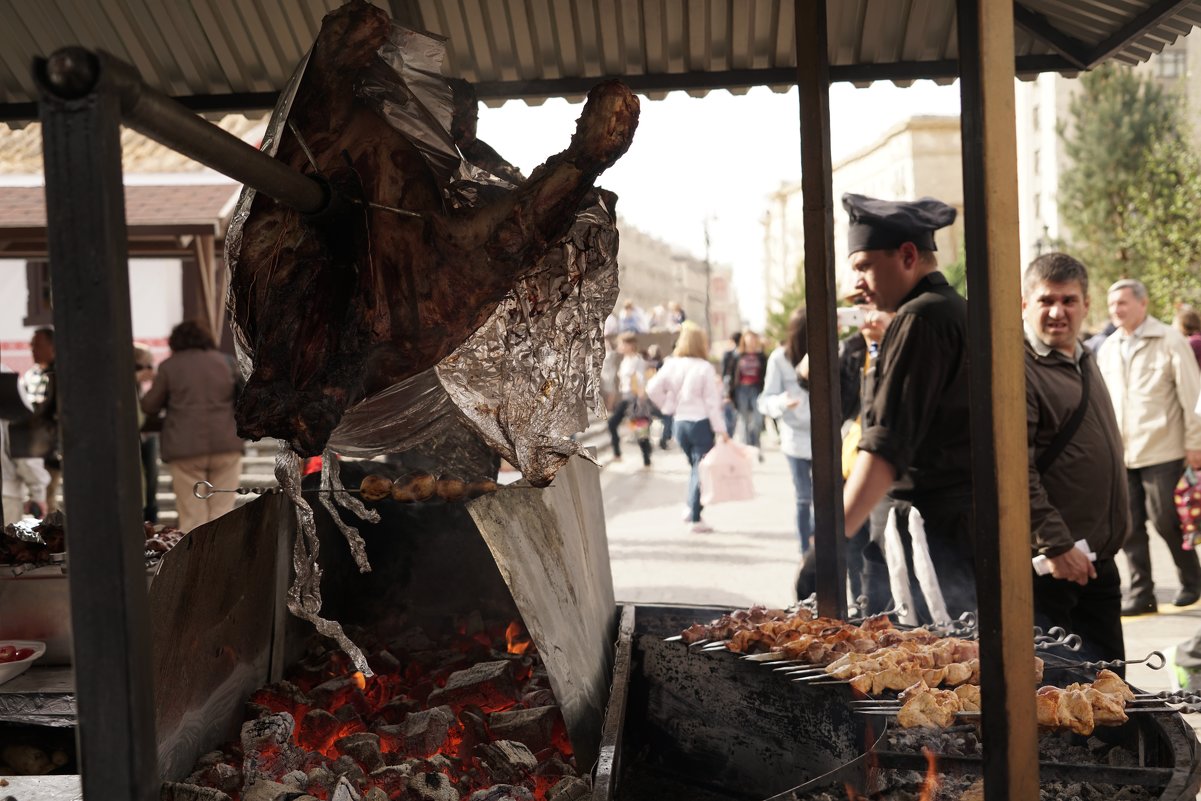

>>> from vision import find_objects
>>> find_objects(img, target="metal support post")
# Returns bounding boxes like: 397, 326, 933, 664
35, 53, 159, 800
957, 1, 1039, 798
795, 0, 846, 618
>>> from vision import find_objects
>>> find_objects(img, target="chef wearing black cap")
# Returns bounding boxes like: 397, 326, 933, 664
840, 193, 975, 621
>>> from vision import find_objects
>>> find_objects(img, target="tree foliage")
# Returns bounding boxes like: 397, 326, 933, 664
1123, 133, 1201, 317
1059, 63, 1190, 315
765, 265, 805, 346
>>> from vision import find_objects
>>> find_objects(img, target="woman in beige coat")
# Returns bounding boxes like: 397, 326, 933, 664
141, 321, 244, 531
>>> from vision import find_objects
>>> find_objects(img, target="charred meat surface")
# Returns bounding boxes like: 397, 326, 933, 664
230, 0, 638, 456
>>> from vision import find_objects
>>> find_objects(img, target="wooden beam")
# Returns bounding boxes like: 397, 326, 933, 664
795, 0, 846, 619
1012, 2, 1090, 69
1086, 0, 1195, 67
956, 1, 1038, 799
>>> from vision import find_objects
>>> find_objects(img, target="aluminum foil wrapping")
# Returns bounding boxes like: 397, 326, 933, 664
275, 445, 373, 678
318, 446, 377, 574
436, 192, 619, 485
323, 24, 620, 484
225, 48, 311, 381
357, 25, 462, 184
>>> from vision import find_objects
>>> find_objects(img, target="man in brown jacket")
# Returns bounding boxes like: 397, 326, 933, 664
1023, 253, 1129, 664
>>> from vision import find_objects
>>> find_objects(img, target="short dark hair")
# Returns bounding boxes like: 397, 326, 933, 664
168, 320, 216, 352
1023, 252, 1089, 299
1176, 305, 1201, 336
33, 327, 54, 344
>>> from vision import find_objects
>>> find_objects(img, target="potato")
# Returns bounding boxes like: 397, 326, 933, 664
391, 472, 436, 503
466, 480, 499, 499
358, 474, 393, 502
434, 478, 468, 503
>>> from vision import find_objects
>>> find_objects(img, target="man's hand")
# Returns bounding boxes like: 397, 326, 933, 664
1187, 449, 1201, 470
1047, 547, 1095, 586
784, 397, 801, 409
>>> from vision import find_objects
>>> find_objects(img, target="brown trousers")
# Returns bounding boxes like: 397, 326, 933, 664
170, 451, 243, 532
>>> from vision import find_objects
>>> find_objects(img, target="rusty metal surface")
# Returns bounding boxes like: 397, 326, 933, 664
467, 455, 617, 771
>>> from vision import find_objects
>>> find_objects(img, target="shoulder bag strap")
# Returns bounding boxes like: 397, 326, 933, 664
1036, 352, 1091, 474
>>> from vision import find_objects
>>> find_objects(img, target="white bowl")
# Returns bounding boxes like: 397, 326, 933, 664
0, 640, 46, 686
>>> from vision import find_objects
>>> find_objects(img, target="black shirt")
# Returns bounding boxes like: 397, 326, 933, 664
858, 272, 972, 504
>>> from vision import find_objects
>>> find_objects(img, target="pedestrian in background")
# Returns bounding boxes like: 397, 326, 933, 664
647, 322, 729, 533
134, 342, 160, 523
1097, 278, 1201, 615
758, 307, 813, 552
26, 328, 60, 513
140, 320, 244, 532
0, 365, 48, 525
720, 331, 741, 438
1172, 304, 1201, 368
1023, 253, 1128, 666
645, 344, 673, 449
606, 332, 652, 467
732, 330, 767, 456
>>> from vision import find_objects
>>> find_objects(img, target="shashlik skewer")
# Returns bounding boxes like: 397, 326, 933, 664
858, 670, 1134, 734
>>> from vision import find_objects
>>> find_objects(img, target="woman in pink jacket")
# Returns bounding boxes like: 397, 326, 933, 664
647, 322, 729, 533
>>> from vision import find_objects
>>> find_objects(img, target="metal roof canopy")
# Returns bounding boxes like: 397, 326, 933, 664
25, 2, 1201, 801
2, 0, 1201, 120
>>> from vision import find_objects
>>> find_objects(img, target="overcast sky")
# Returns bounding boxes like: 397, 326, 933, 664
478, 80, 962, 329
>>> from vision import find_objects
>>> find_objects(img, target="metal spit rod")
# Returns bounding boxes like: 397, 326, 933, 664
38, 47, 329, 216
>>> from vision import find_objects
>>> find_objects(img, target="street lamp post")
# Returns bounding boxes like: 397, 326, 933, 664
703, 216, 713, 342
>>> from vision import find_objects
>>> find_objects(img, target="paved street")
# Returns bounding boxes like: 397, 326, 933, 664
599, 430, 1201, 701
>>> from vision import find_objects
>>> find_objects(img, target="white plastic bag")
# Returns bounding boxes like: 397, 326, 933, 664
699, 439, 756, 505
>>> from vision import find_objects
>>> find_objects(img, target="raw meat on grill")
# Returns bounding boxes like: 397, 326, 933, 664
228, 0, 639, 456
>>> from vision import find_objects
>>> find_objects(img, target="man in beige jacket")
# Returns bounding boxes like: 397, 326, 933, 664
1097, 279, 1201, 615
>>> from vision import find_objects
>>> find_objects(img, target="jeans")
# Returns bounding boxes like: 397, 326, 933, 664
733, 385, 763, 448
722, 401, 736, 439
786, 456, 813, 553
674, 419, 716, 523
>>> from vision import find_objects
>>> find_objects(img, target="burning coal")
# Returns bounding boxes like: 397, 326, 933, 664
165, 616, 586, 801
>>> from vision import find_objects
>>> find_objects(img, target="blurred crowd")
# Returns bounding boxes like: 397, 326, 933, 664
0, 320, 244, 534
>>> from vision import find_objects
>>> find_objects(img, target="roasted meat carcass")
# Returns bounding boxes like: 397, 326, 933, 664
228, 0, 638, 456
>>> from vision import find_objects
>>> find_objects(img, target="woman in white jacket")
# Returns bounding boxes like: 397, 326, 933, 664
758, 307, 813, 552
647, 322, 729, 533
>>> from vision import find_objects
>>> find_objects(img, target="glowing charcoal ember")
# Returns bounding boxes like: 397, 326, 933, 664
242, 779, 293, 801
427, 660, 520, 710
487, 707, 558, 753
545, 777, 591, 801
183, 762, 242, 796
241, 713, 306, 785
298, 708, 344, 754
468, 784, 535, 801
249, 680, 312, 720
475, 740, 538, 784
335, 732, 385, 773
407, 770, 459, 801
367, 765, 411, 797
329, 775, 361, 801
159, 782, 232, 801
379, 705, 458, 757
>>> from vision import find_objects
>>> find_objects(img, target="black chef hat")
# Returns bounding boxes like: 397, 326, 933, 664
842, 193, 957, 255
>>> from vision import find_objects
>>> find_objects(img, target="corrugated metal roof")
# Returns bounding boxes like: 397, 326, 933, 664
1, 0, 1199, 117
